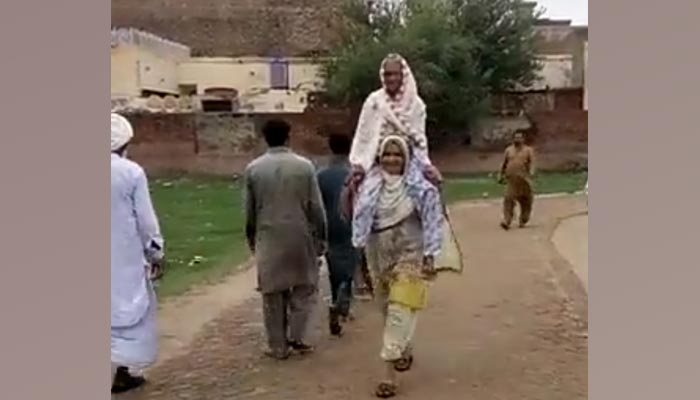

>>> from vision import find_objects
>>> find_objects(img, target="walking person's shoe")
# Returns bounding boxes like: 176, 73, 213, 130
329, 307, 344, 337
393, 355, 414, 372
288, 340, 315, 354
500, 221, 510, 230
375, 381, 398, 398
264, 347, 291, 360
111, 366, 146, 394
375, 361, 399, 398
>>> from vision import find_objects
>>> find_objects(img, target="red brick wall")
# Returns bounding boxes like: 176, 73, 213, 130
121, 89, 587, 175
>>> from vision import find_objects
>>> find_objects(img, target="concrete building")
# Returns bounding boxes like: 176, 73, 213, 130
111, 28, 324, 114
532, 18, 588, 90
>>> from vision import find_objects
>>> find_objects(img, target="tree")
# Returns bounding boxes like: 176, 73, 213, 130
321, 0, 542, 142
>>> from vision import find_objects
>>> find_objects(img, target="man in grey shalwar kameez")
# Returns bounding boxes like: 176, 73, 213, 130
111, 113, 165, 393
244, 119, 328, 359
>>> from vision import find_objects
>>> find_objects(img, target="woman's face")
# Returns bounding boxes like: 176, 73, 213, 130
382, 59, 403, 96
380, 141, 405, 175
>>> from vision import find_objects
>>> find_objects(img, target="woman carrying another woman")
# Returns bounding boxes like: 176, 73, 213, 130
352, 135, 445, 398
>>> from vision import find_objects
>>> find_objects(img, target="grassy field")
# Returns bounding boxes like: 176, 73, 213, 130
150, 171, 587, 299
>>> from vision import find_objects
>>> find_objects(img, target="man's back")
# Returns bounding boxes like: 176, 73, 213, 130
317, 159, 352, 247
244, 147, 327, 294
246, 148, 317, 231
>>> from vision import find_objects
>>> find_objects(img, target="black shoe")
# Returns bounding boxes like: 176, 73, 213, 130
288, 340, 315, 354
329, 310, 344, 337
500, 222, 510, 230
330, 319, 343, 337
111, 366, 146, 394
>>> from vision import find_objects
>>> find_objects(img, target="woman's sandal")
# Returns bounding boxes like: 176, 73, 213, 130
375, 381, 398, 398
394, 355, 414, 372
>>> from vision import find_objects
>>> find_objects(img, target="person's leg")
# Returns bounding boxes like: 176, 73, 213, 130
337, 277, 353, 317
519, 193, 534, 227
288, 284, 317, 352
501, 193, 516, 230
376, 302, 417, 397
262, 291, 290, 359
354, 254, 374, 300
327, 261, 343, 336
381, 303, 418, 364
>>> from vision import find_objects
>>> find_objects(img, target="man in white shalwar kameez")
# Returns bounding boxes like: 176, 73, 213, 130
111, 113, 165, 394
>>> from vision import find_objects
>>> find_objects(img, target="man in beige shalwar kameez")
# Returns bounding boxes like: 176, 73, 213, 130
498, 131, 536, 230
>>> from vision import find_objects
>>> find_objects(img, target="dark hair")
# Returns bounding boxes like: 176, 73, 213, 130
262, 119, 291, 147
328, 133, 351, 155
112, 143, 129, 156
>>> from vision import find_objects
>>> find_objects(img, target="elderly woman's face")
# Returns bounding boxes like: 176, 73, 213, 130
382, 59, 403, 96
380, 141, 405, 175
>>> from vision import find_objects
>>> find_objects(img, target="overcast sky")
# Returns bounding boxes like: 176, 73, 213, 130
535, 0, 588, 25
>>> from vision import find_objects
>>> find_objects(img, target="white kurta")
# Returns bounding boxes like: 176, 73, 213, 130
111, 153, 164, 371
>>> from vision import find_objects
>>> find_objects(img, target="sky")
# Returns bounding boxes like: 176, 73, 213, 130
534, 0, 588, 25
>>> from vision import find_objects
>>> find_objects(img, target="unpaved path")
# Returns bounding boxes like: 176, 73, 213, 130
552, 213, 588, 292
118, 195, 588, 400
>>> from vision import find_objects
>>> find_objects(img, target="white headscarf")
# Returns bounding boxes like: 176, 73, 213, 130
350, 54, 430, 172
379, 53, 419, 130
374, 135, 416, 230
111, 113, 133, 152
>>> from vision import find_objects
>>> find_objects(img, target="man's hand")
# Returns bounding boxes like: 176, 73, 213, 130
317, 240, 328, 257
149, 261, 165, 281
423, 165, 443, 186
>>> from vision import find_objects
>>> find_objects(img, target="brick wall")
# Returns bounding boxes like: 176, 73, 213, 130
121, 89, 587, 176
475, 88, 587, 150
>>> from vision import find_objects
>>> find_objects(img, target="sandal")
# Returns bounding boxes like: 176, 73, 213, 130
375, 381, 398, 398
394, 354, 414, 372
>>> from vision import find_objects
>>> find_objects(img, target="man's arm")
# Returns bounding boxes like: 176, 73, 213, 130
307, 165, 328, 255
133, 168, 165, 266
498, 149, 510, 183
411, 101, 432, 165
349, 95, 377, 171
528, 147, 536, 176
243, 168, 257, 253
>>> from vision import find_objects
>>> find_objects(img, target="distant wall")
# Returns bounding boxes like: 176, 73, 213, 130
123, 89, 587, 176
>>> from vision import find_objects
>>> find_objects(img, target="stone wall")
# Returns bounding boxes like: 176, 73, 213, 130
111, 0, 343, 57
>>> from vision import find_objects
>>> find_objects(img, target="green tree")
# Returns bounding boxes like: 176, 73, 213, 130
322, 0, 541, 141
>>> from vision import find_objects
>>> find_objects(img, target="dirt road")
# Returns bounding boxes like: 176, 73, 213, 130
552, 213, 589, 292
118, 195, 588, 400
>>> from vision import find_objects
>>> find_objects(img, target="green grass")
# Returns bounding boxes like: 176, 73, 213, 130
150, 171, 587, 299
150, 176, 249, 298
442, 171, 588, 204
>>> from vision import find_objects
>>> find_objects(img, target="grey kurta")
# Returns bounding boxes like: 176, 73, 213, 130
244, 147, 328, 294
